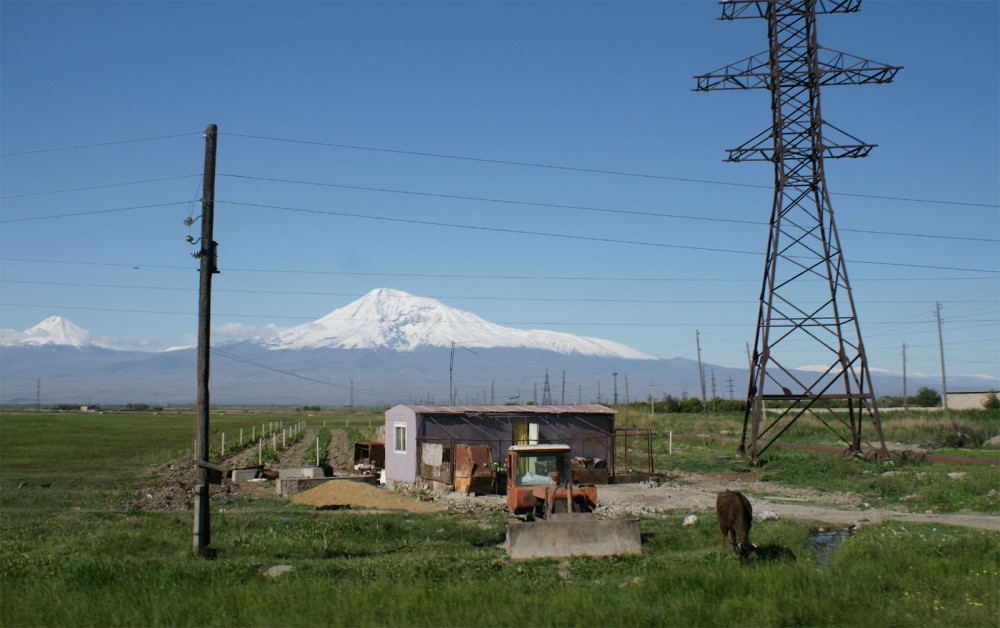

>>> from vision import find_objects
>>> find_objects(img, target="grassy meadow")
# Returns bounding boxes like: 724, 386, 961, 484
1, 407, 998, 627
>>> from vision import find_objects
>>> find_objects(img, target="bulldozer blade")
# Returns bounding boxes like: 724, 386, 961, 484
505, 516, 642, 561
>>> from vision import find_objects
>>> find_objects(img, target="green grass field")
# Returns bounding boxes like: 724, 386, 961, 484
2, 408, 998, 626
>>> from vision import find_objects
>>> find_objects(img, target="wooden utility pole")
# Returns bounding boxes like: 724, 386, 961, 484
935, 302, 950, 419
696, 330, 707, 421
710, 368, 717, 414
193, 124, 219, 555
902, 342, 909, 419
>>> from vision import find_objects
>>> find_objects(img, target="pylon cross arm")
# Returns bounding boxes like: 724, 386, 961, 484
720, 0, 862, 21
695, 49, 899, 92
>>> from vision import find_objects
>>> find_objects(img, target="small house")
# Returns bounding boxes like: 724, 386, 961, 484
384, 404, 635, 490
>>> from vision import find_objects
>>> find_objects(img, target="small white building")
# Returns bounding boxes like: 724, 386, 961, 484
945, 390, 997, 410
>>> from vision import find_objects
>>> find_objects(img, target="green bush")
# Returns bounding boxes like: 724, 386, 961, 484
911, 387, 942, 407
983, 391, 999, 411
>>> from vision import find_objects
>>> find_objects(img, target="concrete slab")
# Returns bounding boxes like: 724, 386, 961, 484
232, 468, 260, 482
278, 467, 326, 479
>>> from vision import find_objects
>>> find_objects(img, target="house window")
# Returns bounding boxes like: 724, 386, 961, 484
393, 423, 407, 454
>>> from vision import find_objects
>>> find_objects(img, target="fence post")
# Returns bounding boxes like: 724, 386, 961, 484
258, 439, 262, 465
316, 436, 320, 467
669, 431, 673, 456
221, 432, 225, 457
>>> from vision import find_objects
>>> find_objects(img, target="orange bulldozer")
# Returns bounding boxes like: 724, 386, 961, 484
504, 444, 641, 561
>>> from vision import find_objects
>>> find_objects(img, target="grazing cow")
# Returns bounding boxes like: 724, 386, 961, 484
716, 490, 755, 565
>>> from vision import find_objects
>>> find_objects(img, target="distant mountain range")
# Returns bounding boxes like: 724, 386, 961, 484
1, 288, 995, 406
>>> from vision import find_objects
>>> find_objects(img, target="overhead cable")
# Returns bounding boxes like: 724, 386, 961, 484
0, 132, 201, 157
223, 200, 1000, 274
222, 132, 999, 209
220, 173, 999, 243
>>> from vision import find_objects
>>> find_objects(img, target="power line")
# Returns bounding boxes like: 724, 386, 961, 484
0, 301, 965, 327
224, 199, 999, 273
0, 175, 202, 199
4, 168, 993, 244
211, 348, 393, 399
2, 256, 995, 282
0, 132, 201, 157
223, 199, 762, 256
222, 132, 999, 209
4, 278, 998, 306
1, 130, 995, 209
219, 173, 999, 243
0, 201, 191, 223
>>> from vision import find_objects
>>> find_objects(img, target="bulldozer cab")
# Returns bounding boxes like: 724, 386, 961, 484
510, 444, 570, 487
506, 444, 596, 519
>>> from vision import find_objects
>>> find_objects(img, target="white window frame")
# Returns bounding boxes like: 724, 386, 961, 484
393, 422, 407, 454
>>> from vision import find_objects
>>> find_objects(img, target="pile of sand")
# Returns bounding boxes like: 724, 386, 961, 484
291, 480, 446, 513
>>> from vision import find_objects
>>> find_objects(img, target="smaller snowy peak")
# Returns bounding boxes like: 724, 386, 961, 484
0, 316, 93, 348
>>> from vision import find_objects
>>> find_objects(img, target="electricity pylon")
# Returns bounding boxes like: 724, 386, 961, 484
694, 0, 899, 462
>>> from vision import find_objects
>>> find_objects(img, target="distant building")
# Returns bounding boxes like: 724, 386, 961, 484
384, 404, 636, 488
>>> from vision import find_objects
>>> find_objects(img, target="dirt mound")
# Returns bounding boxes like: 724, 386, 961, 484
291, 480, 447, 513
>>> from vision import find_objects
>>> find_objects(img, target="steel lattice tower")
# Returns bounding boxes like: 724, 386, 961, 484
694, 0, 900, 462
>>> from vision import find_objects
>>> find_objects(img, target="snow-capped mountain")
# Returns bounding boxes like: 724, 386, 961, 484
0, 315, 95, 349
263, 288, 656, 360
2, 292, 996, 405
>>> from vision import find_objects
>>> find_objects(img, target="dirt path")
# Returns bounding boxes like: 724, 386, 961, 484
595, 473, 1000, 532
326, 428, 353, 470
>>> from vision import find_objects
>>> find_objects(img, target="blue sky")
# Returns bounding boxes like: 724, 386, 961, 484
1, 1, 997, 385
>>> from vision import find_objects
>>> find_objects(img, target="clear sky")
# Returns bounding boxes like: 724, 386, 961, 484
1, 1, 997, 385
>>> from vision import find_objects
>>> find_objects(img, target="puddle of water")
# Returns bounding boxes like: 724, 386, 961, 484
806, 529, 851, 567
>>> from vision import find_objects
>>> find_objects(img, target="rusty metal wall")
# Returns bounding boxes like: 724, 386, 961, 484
417, 410, 615, 472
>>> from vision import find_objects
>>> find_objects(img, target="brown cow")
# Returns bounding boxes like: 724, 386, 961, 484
716, 490, 755, 565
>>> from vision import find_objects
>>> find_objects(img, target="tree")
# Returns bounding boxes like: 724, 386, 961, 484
984, 391, 999, 411
911, 387, 942, 408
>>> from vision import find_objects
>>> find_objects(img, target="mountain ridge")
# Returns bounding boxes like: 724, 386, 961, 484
2, 289, 996, 405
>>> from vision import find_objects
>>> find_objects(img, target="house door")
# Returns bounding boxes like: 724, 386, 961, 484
512, 422, 539, 445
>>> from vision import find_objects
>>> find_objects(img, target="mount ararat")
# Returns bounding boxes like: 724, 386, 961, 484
1, 288, 993, 406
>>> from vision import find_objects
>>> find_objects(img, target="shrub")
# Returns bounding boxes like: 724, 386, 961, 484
984, 391, 999, 411
911, 387, 942, 407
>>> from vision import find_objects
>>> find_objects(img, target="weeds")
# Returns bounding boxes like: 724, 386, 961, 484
1, 409, 998, 626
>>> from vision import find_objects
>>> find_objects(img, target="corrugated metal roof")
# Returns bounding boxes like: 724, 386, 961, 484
396, 404, 615, 415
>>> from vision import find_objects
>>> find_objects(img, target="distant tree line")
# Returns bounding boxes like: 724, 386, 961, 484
877, 387, 942, 409
619, 386, 966, 413
123, 403, 164, 412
